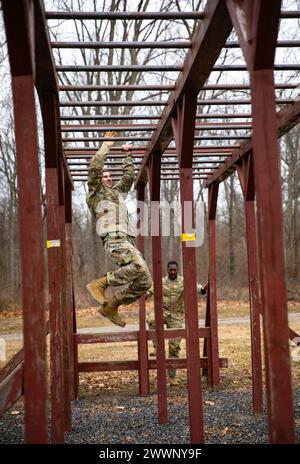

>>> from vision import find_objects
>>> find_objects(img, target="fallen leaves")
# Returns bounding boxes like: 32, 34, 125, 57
204, 400, 215, 406
221, 427, 229, 436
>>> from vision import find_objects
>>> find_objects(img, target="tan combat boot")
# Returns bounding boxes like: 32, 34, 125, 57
86, 275, 108, 305
98, 296, 126, 328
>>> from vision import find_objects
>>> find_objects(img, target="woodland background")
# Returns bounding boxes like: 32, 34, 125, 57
0, 0, 299, 308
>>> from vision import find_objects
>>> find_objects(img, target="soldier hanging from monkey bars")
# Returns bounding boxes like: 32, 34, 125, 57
86, 131, 152, 327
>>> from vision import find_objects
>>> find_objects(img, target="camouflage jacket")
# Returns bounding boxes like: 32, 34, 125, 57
86, 144, 135, 237
147, 275, 206, 314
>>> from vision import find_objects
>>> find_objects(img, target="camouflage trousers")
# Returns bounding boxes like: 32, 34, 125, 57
103, 234, 152, 306
148, 312, 184, 379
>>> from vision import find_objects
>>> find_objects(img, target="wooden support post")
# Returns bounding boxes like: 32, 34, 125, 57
227, 0, 295, 443
245, 200, 263, 415
237, 156, 263, 416
2, 0, 48, 443
41, 90, 65, 444
59, 167, 72, 433
149, 156, 168, 424
65, 184, 75, 402
72, 289, 79, 399
173, 91, 204, 443
45, 168, 65, 442
136, 183, 150, 396
251, 69, 295, 443
206, 182, 220, 390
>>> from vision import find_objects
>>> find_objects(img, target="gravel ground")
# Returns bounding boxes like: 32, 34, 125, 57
1, 389, 299, 444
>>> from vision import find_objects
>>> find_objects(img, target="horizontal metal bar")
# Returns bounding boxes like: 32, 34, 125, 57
46, 11, 205, 20
52, 41, 192, 49
52, 40, 300, 49
68, 160, 224, 166
58, 83, 298, 92
62, 125, 157, 132
68, 160, 225, 165
61, 123, 252, 132
70, 164, 215, 170
67, 155, 229, 162
280, 10, 300, 18
59, 84, 174, 91
60, 101, 166, 107
46, 10, 300, 21
60, 115, 162, 120
62, 124, 157, 131
226, 40, 300, 48
70, 171, 211, 175
57, 65, 182, 72
71, 171, 208, 176
60, 113, 253, 121
71, 171, 210, 175
64, 145, 236, 152
59, 98, 291, 107
56, 64, 300, 72
68, 161, 224, 166
71, 176, 209, 179
72, 177, 208, 181
65, 153, 231, 159
72, 177, 210, 181
62, 135, 249, 142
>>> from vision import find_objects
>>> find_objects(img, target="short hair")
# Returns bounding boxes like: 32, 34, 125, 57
167, 260, 178, 268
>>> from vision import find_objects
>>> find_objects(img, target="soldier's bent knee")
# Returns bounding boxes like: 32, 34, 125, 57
135, 271, 152, 293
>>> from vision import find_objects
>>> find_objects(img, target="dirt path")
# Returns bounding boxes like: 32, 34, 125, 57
2, 313, 300, 341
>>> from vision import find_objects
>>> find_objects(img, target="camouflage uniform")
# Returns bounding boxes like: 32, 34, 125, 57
86, 144, 152, 306
147, 275, 206, 379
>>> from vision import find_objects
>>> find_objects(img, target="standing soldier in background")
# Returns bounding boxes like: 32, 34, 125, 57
146, 260, 208, 385
86, 131, 152, 327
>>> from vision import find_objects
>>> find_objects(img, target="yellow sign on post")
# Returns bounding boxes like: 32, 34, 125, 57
181, 233, 196, 242
46, 239, 61, 249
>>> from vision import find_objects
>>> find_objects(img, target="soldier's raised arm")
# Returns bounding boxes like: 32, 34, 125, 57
87, 131, 116, 192
114, 144, 135, 194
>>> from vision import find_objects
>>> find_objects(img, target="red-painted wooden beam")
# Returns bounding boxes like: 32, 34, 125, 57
226, 0, 295, 444
136, 184, 150, 396
2, 0, 48, 444
237, 156, 263, 416
149, 155, 168, 424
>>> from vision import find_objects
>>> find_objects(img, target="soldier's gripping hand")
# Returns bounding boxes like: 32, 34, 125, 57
103, 131, 116, 148
122, 144, 133, 152
202, 281, 209, 295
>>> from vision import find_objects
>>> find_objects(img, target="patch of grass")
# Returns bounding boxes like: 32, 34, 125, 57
76, 320, 300, 396
0, 340, 23, 370
219, 321, 300, 391
215, 300, 300, 319
0, 316, 22, 335
76, 300, 300, 327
